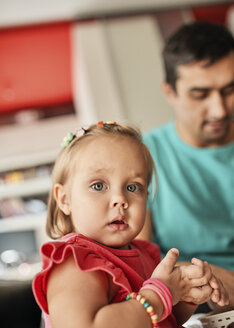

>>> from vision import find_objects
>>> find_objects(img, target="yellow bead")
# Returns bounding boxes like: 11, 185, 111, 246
105, 121, 116, 124
152, 319, 158, 324
146, 306, 153, 313
140, 297, 146, 304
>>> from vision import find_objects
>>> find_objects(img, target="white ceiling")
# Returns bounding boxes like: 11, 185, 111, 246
0, 0, 231, 27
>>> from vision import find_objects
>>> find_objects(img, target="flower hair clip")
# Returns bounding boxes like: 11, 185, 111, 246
61, 122, 116, 147
61, 132, 75, 147
75, 127, 86, 138
97, 121, 116, 128
61, 128, 86, 148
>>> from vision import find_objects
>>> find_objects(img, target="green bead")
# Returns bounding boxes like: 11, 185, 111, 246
67, 132, 74, 141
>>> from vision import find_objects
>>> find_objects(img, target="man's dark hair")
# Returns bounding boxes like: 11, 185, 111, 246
163, 21, 234, 90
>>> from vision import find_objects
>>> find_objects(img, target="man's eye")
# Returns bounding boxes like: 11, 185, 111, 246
190, 91, 208, 100
91, 183, 106, 191
127, 184, 140, 192
221, 85, 234, 97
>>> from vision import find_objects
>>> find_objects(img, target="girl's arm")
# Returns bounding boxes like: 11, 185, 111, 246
172, 302, 197, 325
47, 255, 164, 328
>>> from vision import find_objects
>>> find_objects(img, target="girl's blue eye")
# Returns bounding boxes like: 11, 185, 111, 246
127, 184, 139, 192
91, 183, 106, 191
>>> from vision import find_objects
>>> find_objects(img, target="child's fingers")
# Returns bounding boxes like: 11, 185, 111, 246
191, 257, 205, 266
191, 259, 211, 277
182, 259, 211, 282
158, 248, 179, 274
190, 261, 212, 286
188, 275, 211, 287
181, 264, 203, 279
184, 284, 212, 304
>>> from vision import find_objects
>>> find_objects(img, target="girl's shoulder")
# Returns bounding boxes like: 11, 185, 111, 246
32, 234, 133, 313
34, 235, 113, 327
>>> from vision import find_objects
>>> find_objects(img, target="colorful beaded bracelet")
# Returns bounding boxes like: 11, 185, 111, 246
126, 292, 158, 327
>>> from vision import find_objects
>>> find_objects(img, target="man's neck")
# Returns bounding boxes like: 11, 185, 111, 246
175, 121, 234, 148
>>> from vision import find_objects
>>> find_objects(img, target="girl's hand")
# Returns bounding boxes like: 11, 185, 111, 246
150, 249, 213, 305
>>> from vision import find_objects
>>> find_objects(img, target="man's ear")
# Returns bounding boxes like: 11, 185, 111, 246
54, 183, 71, 215
161, 81, 177, 107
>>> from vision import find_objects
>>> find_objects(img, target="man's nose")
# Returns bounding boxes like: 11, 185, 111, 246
209, 91, 227, 120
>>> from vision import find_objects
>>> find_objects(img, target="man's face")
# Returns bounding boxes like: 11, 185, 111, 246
164, 52, 234, 147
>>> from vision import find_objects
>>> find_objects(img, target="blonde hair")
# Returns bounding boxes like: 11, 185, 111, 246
46, 122, 156, 239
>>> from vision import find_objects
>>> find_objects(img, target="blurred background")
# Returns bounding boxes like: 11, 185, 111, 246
0, 0, 233, 326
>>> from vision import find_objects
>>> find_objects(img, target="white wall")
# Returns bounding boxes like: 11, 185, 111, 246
106, 16, 174, 131
73, 17, 174, 132
72, 21, 126, 126
0, 0, 229, 27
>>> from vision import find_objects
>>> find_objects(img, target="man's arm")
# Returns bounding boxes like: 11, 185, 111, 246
136, 210, 153, 240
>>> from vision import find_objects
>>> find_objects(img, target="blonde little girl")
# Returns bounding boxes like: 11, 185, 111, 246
33, 121, 228, 328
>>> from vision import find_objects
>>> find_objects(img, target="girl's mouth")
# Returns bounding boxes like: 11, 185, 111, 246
109, 217, 128, 231
111, 219, 125, 224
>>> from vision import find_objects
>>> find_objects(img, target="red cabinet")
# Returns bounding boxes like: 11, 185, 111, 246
0, 22, 73, 113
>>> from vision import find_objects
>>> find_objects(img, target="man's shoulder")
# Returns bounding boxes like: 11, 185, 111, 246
143, 121, 173, 146
144, 121, 173, 137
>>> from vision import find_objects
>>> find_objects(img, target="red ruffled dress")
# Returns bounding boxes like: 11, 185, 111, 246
33, 233, 178, 327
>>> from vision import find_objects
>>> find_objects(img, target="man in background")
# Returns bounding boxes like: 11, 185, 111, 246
140, 21, 234, 309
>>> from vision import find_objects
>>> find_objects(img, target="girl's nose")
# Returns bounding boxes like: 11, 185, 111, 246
112, 192, 128, 209
113, 201, 128, 209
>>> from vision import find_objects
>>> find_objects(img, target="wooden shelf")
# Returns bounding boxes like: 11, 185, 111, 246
0, 212, 46, 233
0, 149, 58, 173
0, 176, 51, 199
0, 114, 79, 171
0, 114, 80, 260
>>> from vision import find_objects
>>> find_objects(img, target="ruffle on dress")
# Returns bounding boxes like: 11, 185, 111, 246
33, 233, 160, 314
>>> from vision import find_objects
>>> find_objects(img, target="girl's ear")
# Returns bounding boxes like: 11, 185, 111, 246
54, 183, 71, 215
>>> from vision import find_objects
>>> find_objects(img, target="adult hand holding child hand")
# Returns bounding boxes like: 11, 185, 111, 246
208, 273, 229, 307
150, 248, 229, 307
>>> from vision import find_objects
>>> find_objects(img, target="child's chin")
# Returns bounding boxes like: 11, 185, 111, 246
110, 244, 129, 250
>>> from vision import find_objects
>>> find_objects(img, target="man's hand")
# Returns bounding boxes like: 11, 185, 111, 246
209, 275, 229, 306
208, 264, 234, 312
179, 261, 234, 311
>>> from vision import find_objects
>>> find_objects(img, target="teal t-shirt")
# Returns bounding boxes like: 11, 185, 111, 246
144, 121, 234, 270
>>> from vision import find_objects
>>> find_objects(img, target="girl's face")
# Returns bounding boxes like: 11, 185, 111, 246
56, 135, 149, 250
